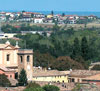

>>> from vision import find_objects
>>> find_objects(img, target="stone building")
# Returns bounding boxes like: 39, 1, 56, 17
33, 67, 70, 83
68, 70, 100, 85
0, 41, 33, 81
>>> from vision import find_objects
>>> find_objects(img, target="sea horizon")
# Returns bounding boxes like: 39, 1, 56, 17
0, 10, 100, 17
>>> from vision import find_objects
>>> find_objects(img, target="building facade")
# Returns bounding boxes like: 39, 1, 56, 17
0, 41, 33, 81
33, 67, 70, 83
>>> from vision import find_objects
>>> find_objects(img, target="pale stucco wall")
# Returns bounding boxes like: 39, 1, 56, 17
0, 49, 18, 67
33, 75, 68, 83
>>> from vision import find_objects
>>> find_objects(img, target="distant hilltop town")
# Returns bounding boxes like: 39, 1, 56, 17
0, 11, 98, 24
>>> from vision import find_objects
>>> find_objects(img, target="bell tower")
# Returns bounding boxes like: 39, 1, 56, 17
18, 49, 33, 81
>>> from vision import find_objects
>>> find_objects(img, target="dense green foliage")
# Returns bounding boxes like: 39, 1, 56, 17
71, 37, 80, 59
18, 69, 28, 86
26, 82, 41, 89
51, 56, 85, 70
0, 74, 11, 87
2, 24, 52, 33
24, 87, 45, 91
24, 82, 44, 91
14, 28, 100, 69
42, 85, 60, 91
24, 83, 59, 91
2, 25, 100, 70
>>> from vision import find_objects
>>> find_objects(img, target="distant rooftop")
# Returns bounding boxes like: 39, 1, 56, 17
33, 67, 70, 77
69, 70, 100, 77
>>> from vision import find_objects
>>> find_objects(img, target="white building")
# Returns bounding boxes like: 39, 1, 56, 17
0, 33, 17, 39
34, 18, 43, 23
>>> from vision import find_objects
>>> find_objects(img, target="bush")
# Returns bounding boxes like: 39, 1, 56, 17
24, 82, 44, 91
24, 87, 45, 91
72, 84, 81, 91
0, 74, 11, 87
42, 85, 60, 91
26, 82, 40, 89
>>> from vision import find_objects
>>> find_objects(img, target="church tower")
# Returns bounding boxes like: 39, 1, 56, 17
18, 49, 33, 81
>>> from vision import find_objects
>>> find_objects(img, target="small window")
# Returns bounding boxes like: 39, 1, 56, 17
7, 54, 10, 61
10, 75, 12, 78
27, 56, 30, 62
20, 56, 23, 63
72, 78, 75, 82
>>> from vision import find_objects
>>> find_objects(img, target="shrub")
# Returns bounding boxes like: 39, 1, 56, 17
24, 87, 45, 91
72, 84, 81, 91
42, 85, 60, 91
0, 74, 11, 87
26, 82, 40, 89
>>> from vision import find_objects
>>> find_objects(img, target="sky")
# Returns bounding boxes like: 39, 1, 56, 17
0, 0, 100, 11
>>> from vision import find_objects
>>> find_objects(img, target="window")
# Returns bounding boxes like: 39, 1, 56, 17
10, 75, 12, 78
27, 56, 30, 62
7, 54, 10, 61
72, 78, 75, 82
20, 56, 23, 63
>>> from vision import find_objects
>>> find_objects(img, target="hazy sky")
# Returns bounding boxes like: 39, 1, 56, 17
0, 0, 100, 11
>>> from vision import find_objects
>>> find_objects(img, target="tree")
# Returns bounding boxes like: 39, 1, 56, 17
18, 69, 28, 86
51, 56, 84, 71
34, 51, 55, 68
52, 24, 60, 32
81, 37, 89, 60
6, 15, 10, 20
51, 10, 54, 15
0, 74, 11, 87
62, 13, 65, 17
22, 10, 26, 13
71, 37, 81, 59
43, 85, 60, 91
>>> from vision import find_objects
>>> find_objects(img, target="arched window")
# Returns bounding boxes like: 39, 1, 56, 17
27, 56, 30, 62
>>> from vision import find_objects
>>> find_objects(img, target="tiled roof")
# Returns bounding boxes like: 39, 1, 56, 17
0, 44, 8, 48
84, 74, 100, 80
0, 41, 18, 49
69, 70, 100, 78
0, 66, 15, 72
33, 67, 70, 77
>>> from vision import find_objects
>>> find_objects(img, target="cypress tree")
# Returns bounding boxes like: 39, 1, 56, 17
71, 37, 80, 59
18, 69, 28, 86
81, 36, 89, 60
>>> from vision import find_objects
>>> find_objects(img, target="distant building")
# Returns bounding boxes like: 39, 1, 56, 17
68, 70, 100, 85
68, 19, 76, 24
0, 33, 17, 39
0, 66, 15, 79
33, 67, 70, 83
21, 31, 52, 37
47, 15, 53, 18
34, 18, 43, 23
